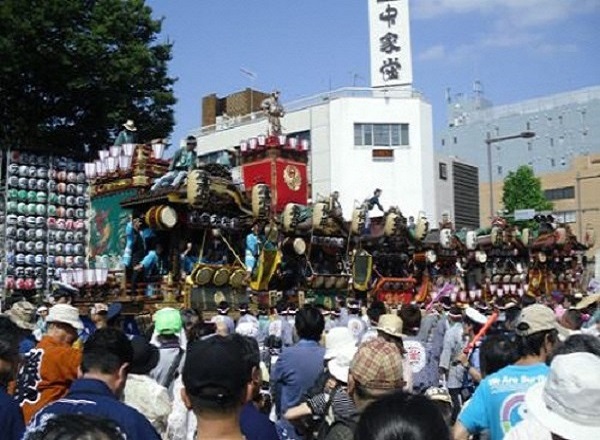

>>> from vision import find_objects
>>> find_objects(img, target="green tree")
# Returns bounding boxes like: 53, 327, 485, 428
0, 0, 176, 158
502, 165, 553, 220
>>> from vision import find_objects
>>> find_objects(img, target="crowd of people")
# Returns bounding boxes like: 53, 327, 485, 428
0, 287, 599, 440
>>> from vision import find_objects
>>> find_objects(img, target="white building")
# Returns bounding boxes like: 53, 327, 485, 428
188, 1, 438, 221
190, 87, 436, 221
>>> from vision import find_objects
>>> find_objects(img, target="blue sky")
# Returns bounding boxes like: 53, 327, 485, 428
146, 0, 600, 153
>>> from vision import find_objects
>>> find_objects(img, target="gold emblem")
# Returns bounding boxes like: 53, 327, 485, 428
283, 165, 301, 191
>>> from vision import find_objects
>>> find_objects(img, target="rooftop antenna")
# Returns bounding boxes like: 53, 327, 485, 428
473, 80, 483, 108
445, 87, 452, 104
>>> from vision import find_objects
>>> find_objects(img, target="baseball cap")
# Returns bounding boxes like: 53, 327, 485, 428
350, 338, 403, 390
183, 335, 249, 409
424, 387, 453, 407
515, 304, 568, 337
154, 307, 183, 335
129, 335, 159, 375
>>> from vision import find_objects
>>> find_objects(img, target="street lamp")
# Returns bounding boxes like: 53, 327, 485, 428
485, 131, 535, 219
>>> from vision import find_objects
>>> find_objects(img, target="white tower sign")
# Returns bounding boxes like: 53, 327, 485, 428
368, 0, 413, 88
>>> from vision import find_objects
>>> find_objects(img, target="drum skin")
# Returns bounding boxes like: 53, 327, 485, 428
229, 269, 246, 288
213, 267, 231, 286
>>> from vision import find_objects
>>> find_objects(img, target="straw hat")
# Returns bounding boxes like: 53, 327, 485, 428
4, 300, 36, 330
122, 120, 137, 131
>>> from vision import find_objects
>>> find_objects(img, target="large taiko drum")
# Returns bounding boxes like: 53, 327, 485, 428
335, 276, 349, 290
475, 250, 487, 264
466, 231, 477, 250
282, 237, 306, 255
229, 268, 246, 288
585, 226, 596, 248
252, 184, 271, 218
194, 266, 214, 286
213, 267, 231, 286
312, 203, 328, 233
413, 214, 428, 241
439, 228, 453, 249
491, 226, 503, 247
145, 205, 177, 230
282, 203, 299, 233
519, 228, 530, 246
312, 275, 325, 289
324, 276, 337, 289
187, 170, 211, 206
384, 212, 399, 237
351, 206, 367, 234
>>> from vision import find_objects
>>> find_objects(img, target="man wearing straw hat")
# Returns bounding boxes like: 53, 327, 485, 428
151, 135, 197, 191
115, 119, 138, 146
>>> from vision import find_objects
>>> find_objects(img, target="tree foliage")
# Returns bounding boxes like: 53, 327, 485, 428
502, 165, 553, 219
0, 0, 176, 158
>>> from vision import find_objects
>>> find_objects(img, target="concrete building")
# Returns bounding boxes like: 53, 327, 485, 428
190, 87, 436, 220
437, 85, 600, 255
435, 155, 480, 230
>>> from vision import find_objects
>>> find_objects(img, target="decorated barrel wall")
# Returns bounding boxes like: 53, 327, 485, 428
1, 150, 90, 295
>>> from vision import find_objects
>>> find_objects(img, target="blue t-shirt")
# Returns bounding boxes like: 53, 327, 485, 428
240, 402, 278, 440
458, 362, 549, 440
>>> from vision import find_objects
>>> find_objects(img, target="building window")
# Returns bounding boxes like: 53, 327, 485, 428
554, 211, 576, 223
550, 158, 555, 167
354, 123, 409, 147
453, 136, 457, 144
527, 141, 533, 151
526, 121, 531, 130
544, 186, 575, 201
497, 165, 503, 175
441, 138, 445, 146
439, 162, 447, 180
550, 138, 554, 147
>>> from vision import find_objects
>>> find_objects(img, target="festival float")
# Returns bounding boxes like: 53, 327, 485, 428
2, 91, 595, 316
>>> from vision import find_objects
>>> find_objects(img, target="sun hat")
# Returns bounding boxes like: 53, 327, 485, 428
182, 335, 249, 410
123, 119, 137, 131
525, 352, 600, 440
324, 327, 356, 360
328, 345, 357, 383
376, 314, 405, 338
4, 300, 36, 330
574, 293, 600, 310
129, 335, 160, 375
154, 307, 183, 335
235, 321, 259, 339
515, 304, 568, 337
46, 304, 83, 331
350, 338, 403, 390
464, 307, 487, 325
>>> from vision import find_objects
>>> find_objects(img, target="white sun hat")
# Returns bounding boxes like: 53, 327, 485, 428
324, 327, 356, 360
327, 345, 357, 383
46, 304, 83, 331
524, 352, 600, 440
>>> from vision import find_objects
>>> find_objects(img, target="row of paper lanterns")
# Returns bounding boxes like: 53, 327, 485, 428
60, 267, 109, 287
239, 135, 309, 153
83, 142, 166, 179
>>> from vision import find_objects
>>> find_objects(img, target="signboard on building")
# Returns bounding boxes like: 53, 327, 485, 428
368, 0, 413, 88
